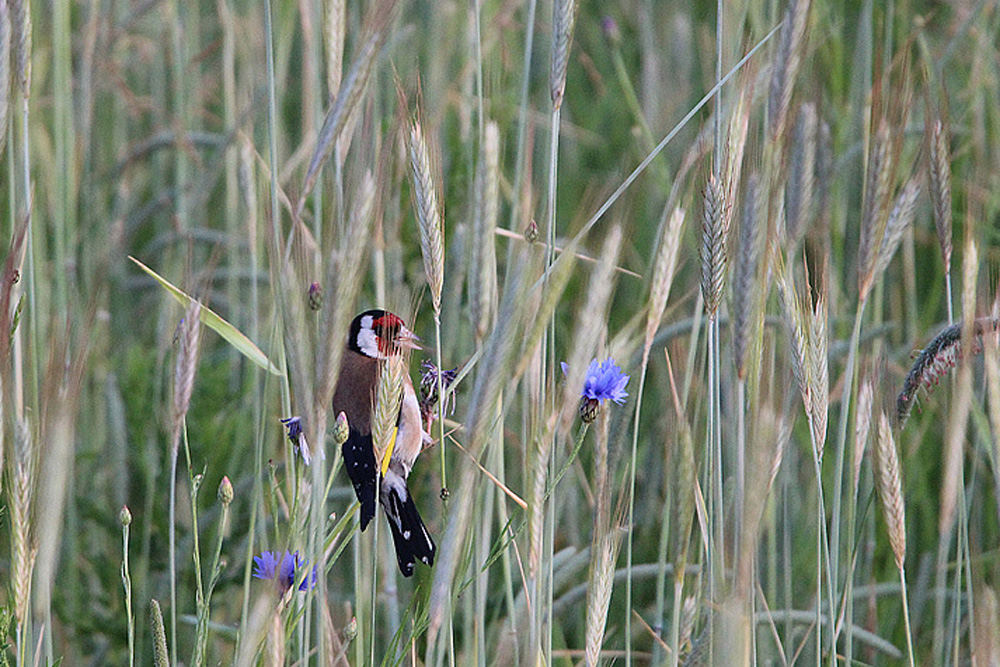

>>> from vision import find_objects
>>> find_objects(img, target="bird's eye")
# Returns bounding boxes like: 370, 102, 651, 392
375, 321, 395, 339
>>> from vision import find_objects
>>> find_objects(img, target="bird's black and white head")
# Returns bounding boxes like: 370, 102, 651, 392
349, 310, 420, 360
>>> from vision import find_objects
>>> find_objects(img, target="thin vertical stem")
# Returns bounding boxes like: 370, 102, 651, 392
831, 298, 866, 656
505, 0, 537, 239
370, 516, 380, 667
626, 352, 650, 666
945, 273, 954, 325
122, 511, 135, 667
539, 79, 561, 667
168, 442, 179, 667
736, 379, 745, 562
705, 317, 717, 660
712, 319, 724, 583
435, 316, 447, 492
900, 566, 915, 667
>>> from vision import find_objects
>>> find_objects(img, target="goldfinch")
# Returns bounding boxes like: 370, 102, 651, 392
332, 310, 436, 576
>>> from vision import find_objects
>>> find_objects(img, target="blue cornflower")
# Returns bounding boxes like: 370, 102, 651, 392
582, 358, 629, 404
252, 550, 317, 593
562, 358, 630, 423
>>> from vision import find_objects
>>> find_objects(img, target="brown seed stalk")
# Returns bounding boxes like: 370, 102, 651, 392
549, 0, 579, 109
701, 172, 727, 318
926, 114, 953, 273
874, 411, 906, 569
408, 121, 445, 314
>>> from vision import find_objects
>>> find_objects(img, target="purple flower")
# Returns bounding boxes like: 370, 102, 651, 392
308, 282, 323, 311
253, 550, 317, 592
280, 416, 313, 465
419, 360, 458, 423
561, 358, 630, 423
600, 16, 621, 45
280, 416, 303, 442
562, 358, 630, 405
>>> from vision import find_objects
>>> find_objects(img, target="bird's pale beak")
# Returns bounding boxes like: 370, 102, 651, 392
396, 326, 421, 350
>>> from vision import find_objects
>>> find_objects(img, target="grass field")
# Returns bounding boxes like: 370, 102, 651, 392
0, 0, 998, 664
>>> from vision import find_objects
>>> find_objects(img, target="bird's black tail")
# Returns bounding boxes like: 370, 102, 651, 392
342, 430, 378, 530
381, 485, 436, 577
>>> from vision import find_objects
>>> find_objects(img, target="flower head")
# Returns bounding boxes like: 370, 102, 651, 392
524, 220, 539, 243
308, 282, 323, 311
420, 360, 458, 426
333, 411, 350, 446
252, 550, 316, 593
600, 16, 621, 45
218, 476, 234, 506
280, 416, 302, 442
280, 416, 313, 465
562, 358, 630, 423
563, 358, 630, 404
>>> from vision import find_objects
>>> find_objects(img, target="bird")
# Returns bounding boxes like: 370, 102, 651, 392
332, 309, 436, 577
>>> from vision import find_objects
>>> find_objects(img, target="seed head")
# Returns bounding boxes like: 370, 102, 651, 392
218, 476, 234, 506
524, 220, 539, 244
334, 411, 350, 446
308, 282, 323, 311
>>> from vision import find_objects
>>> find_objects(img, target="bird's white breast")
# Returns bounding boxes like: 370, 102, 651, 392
392, 379, 424, 473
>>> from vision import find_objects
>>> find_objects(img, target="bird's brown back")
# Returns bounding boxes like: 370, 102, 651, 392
332, 350, 379, 434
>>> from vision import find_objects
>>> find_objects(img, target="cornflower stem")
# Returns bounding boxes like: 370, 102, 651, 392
831, 297, 866, 659
122, 516, 135, 667
547, 422, 590, 498
197, 499, 230, 667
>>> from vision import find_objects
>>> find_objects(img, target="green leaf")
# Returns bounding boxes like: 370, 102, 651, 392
129, 256, 282, 376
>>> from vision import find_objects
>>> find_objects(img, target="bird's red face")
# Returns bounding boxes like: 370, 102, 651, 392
351, 310, 420, 360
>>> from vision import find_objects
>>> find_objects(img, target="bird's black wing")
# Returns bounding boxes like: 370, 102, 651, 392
342, 428, 378, 530
382, 486, 436, 577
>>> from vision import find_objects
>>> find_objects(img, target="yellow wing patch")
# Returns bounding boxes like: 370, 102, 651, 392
381, 426, 398, 475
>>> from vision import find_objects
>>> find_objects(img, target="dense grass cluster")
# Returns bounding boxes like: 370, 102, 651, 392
1, 0, 999, 664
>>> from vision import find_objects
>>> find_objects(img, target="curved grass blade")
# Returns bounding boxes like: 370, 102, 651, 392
129, 256, 282, 375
